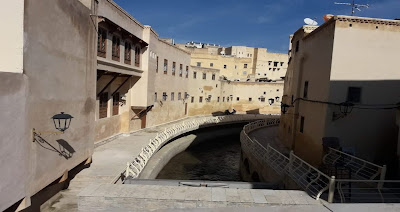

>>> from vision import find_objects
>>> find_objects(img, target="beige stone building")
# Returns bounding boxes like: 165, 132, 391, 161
279, 16, 400, 167
0, 0, 287, 210
184, 45, 288, 82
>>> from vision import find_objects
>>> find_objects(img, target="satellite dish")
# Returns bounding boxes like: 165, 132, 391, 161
304, 18, 318, 26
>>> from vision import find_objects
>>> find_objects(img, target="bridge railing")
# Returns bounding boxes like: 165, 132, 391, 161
323, 147, 386, 181
241, 119, 400, 203
124, 114, 278, 180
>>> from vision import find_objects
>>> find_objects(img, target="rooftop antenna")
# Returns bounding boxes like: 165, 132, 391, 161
334, 0, 369, 16
304, 17, 318, 26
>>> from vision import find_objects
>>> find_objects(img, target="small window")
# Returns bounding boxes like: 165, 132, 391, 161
99, 92, 108, 119
164, 59, 168, 74
212, 74, 215, 80
227, 97, 229, 102
210, 63, 213, 67
178, 92, 181, 100
124, 42, 131, 65
300, 116, 305, 133
260, 97, 265, 102
295, 40, 299, 52
202, 73, 206, 80
347, 87, 362, 103
249, 98, 252, 101
97, 28, 107, 57
191, 96, 194, 103
244, 64, 248, 68
224, 65, 227, 69
186, 66, 189, 78
171, 92, 174, 101
193, 71, 197, 79
134, 46, 141, 67
197, 62, 201, 67
154, 92, 157, 102
236, 97, 240, 101
303, 81, 309, 98
112, 93, 119, 115
274, 62, 278, 67
179, 64, 183, 77
199, 96, 203, 103
223, 97, 225, 102
162, 92, 167, 101
112, 36, 120, 61
280, 62, 284, 66
216, 84, 218, 88
217, 97, 220, 102
235, 65, 237, 69
172, 62, 176, 75
263, 92, 266, 95
268, 61, 272, 66
156, 56, 159, 73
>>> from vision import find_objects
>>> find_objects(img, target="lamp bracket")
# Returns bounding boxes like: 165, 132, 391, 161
32, 128, 64, 142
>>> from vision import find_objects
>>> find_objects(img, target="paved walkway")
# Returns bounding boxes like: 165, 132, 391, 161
249, 126, 290, 155
42, 117, 200, 211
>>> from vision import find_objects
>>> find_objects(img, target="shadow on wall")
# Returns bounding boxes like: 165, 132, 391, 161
33, 133, 75, 159
246, 109, 260, 114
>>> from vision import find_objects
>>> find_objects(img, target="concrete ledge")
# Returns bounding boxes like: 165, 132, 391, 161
78, 184, 321, 211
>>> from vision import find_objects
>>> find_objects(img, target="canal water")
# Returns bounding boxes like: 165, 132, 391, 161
156, 128, 242, 181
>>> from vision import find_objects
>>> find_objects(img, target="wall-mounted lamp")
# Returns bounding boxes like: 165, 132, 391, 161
281, 103, 290, 114
275, 96, 280, 102
33, 112, 74, 141
332, 102, 354, 121
268, 98, 275, 105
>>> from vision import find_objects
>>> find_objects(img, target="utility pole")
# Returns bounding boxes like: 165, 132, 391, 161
334, 0, 370, 16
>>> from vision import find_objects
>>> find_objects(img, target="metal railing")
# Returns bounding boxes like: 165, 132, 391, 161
323, 147, 386, 181
124, 114, 278, 179
240, 119, 400, 203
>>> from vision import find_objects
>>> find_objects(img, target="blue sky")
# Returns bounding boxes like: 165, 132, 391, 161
114, 0, 399, 53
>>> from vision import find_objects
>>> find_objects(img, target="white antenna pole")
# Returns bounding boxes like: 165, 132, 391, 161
334, 0, 369, 16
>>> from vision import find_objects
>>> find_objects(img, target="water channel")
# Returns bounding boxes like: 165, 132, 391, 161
156, 125, 243, 181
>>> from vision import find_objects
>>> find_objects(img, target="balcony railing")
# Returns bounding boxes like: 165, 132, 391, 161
240, 119, 400, 203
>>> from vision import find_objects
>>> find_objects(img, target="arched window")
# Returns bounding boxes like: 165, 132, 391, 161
124, 42, 131, 65
112, 35, 120, 61
134, 46, 140, 67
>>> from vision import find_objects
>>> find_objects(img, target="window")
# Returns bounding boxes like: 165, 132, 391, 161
347, 87, 362, 103
280, 62, 284, 66
191, 96, 194, 103
212, 74, 215, 80
273, 68, 276, 71
217, 97, 220, 102
224, 65, 227, 69
236, 97, 240, 101
235, 65, 237, 69
134, 46, 140, 67
260, 97, 265, 102
210, 63, 213, 67
277, 89, 279, 91
171, 92, 174, 101
162, 92, 167, 101
269, 68, 272, 70
178, 92, 181, 100
227, 97, 229, 102
97, 28, 107, 57
263, 92, 266, 95
303, 81, 309, 98
197, 62, 201, 67
99, 92, 108, 119
156, 56, 159, 73
223, 97, 225, 102
244, 64, 248, 68
199, 96, 203, 103
278, 68, 280, 71
172, 62, 176, 75
154, 92, 157, 102
179, 64, 183, 77
112, 93, 119, 115
249, 98, 252, 101
216, 84, 218, 88
186, 66, 189, 78
112, 36, 120, 61
193, 71, 197, 79
164, 59, 168, 74
124, 42, 132, 65
268, 61, 272, 66
300, 116, 305, 133
295, 40, 299, 52
203, 73, 206, 80
274, 62, 278, 67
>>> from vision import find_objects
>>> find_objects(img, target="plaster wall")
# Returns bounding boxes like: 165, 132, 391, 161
324, 20, 400, 163
0, 1, 24, 73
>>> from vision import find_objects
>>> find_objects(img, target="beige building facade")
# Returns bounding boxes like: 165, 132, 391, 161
279, 16, 400, 168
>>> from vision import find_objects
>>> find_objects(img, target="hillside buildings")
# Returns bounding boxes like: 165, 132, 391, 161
279, 16, 400, 171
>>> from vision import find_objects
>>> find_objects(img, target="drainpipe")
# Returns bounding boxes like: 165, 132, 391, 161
291, 54, 306, 151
